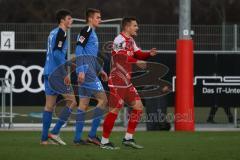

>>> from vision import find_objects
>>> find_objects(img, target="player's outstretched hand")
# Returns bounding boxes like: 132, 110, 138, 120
100, 71, 108, 82
78, 72, 85, 84
150, 48, 157, 56
64, 76, 71, 86
136, 60, 147, 69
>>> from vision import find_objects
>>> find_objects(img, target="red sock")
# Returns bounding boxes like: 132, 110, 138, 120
102, 112, 118, 138
127, 110, 143, 134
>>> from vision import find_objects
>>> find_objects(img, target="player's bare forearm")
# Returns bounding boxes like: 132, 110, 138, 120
134, 50, 150, 60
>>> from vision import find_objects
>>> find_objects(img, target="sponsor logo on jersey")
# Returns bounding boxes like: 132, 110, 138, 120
79, 36, 85, 43
58, 41, 63, 48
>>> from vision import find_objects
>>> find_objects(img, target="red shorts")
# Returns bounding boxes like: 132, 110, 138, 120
109, 85, 141, 109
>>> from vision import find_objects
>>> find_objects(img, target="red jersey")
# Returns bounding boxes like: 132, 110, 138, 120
109, 32, 151, 88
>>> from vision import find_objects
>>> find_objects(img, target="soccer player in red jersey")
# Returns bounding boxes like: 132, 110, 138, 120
100, 17, 157, 149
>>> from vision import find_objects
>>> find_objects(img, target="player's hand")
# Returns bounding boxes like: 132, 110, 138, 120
78, 72, 85, 84
136, 60, 147, 69
100, 71, 108, 82
149, 48, 157, 56
64, 76, 71, 86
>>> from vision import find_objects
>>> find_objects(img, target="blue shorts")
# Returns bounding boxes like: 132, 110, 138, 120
44, 75, 72, 95
78, 78, 104, 98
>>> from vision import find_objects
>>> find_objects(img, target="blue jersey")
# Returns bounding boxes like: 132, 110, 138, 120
75, 26, 102, 82
44, 27, 68, 77
75, 26, 104, 94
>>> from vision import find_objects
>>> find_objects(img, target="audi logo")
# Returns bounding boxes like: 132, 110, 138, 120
0, 65, 44, 93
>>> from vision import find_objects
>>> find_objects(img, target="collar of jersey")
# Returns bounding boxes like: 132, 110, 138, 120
120, 32, 131, 40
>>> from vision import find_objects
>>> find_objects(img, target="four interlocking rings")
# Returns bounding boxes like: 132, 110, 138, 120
0, 65, 44, 93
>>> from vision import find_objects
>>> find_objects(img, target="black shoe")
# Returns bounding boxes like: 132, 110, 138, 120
73, 139, 89, 145
122, 138, 144, 149
100, 142, 120, 150
87, 135, 101, 146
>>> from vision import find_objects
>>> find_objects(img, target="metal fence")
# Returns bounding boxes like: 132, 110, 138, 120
0, 23, 240, 51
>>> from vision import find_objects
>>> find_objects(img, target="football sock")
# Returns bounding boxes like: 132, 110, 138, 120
41, 110, 53, 141
88, 107, 104, 138
102, 112, 118, 139
51, 106, 72, 135
74, 109, 85, 142
127, 109, 143, 135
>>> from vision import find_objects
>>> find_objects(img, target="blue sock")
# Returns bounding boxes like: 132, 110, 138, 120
74, 109, 85, 142
41, 111, 53, 141
88, 107, 104, 138
51, 107, 72, 135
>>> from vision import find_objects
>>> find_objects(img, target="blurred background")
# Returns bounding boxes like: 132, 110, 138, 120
1, 0, 240, 24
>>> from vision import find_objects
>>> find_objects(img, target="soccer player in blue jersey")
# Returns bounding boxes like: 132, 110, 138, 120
73, 8, 108, 146
41, 9, 77, 145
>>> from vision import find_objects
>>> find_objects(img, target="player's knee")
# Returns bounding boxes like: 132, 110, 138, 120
132, 102, 143, 111
110, 107, 120, 114
73, 100, 78, 107
44, 105, 54, 112
98, 97, 108, 108
133, 106, 143, 111
78, 104, 88, 111
103, 97, 108, 107
63, 95, 77, 108
67, 100, 77, 109
45, 96, 56, 112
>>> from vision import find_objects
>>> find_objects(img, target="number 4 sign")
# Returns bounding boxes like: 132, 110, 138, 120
1, 31, 15, 50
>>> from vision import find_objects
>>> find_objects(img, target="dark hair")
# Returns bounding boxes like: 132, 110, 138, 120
56, 9, 72, 24
86, 8, 101, 22
121, 17, 138, 30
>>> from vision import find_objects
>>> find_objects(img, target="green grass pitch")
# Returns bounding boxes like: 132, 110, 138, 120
0, 131, 239, 160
